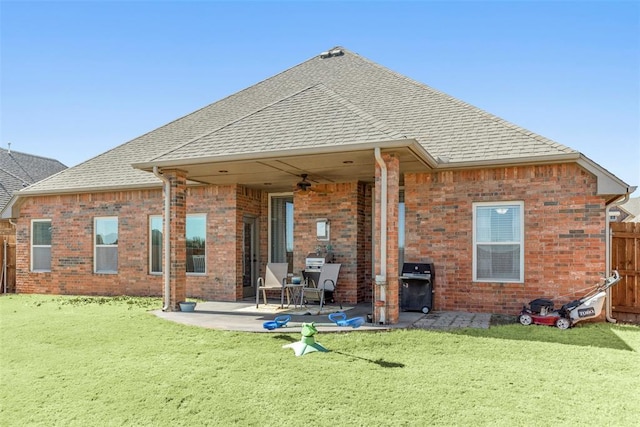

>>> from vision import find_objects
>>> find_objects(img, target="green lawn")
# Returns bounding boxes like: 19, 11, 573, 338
1, 295, 639, 426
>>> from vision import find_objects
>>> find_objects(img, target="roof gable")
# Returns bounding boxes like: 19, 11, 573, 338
155, 83, 405, 162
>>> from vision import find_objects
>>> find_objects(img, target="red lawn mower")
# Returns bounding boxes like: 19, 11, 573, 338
518, 271, 620, 330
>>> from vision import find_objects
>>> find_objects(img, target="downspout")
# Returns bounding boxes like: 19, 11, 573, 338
374, 148, 388, 324
2, 239, 6, 294
4, 219, 17, 294
153, 166, 172, 312
604, 191, 631, 323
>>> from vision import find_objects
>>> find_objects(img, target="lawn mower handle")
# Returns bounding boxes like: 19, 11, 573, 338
602, 270, 621, 290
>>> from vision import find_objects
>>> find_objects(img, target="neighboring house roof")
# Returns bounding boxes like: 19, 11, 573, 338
620, 197, 640, 222
0, 147, 67, 211
11, 47, 632, 199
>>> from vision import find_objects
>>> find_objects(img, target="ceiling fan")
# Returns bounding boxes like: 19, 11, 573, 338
296, 174, 312, 192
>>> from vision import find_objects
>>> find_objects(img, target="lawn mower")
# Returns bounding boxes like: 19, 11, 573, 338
518, 271, 620, 329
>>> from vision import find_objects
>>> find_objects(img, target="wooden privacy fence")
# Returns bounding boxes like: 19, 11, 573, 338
0, 227, 16, 294
611, 222, 640, 324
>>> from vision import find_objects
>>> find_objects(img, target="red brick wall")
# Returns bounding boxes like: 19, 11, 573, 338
14, 161, 610, 316
16, 190, 166, 296
186, 185, 236, 301
184, 184, 263, 301
292, 182, 371, 305
404, 164, 608, 314
166, 169, 187, 309
15, 184, 260, 302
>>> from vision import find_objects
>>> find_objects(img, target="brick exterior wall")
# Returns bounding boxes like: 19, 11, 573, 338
404, 163, 608, 314
12, 161, 611, 316
14, 183, 263, 303
166, 169, 187, 309
292, 182, 372, 305
15, 190, 166, 296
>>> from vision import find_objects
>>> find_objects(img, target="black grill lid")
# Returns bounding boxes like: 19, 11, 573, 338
401, 262, 433, 276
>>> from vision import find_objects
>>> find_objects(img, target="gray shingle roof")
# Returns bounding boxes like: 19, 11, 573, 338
23, 46, 578, 194
0, 148, 67, 209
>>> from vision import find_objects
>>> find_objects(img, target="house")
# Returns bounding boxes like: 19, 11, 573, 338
1, 146, 67, 213
1, 47, 633, 323
610, 196, 640, 222
1, 146, 67, 292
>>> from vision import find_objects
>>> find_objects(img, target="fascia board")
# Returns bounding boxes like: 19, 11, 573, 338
132, 139, 421, 171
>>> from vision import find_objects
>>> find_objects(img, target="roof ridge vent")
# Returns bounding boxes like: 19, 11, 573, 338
319, 48, 344, 59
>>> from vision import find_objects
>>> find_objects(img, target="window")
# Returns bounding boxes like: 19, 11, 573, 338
149, 215, 163, 274
95, 217, 118, 273
31, 220, 52, 272
186, 214, 206, 273
269, 194, 293, 264
473, 202, 523, 282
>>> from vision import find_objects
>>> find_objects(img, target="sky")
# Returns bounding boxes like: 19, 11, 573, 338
1, 1, 639, 194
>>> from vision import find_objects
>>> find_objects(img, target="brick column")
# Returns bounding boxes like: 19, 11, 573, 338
165, 169, 187, 310
374, 153, 400, 324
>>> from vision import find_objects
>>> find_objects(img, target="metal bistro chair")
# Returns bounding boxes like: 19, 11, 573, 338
301, 263, 341, 312
255, 263, 289, 308
192, 255, 206, 273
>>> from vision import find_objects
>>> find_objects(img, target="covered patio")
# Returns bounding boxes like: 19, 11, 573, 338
134, 141, 436, 325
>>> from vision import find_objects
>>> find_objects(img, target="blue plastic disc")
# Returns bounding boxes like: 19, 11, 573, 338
263, 321, 278, 330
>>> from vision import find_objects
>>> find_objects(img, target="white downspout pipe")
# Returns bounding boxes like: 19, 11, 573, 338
374, 148, 388, 324
604, 192, 631, 323
2, 239, 6, 294
5, 219, 17, 294
153, 166, 172, 311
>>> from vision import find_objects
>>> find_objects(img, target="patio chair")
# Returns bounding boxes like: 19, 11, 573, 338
192, 255, 206, 273
301, 263, 341, 311
256, 263, 289, 308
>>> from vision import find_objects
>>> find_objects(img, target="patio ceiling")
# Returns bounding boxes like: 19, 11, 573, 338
135, 141, 437, 192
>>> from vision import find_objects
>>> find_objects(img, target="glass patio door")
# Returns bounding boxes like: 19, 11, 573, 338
270, 195, 293, 269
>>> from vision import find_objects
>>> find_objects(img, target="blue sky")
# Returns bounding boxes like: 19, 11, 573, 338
1, 1, 639, 193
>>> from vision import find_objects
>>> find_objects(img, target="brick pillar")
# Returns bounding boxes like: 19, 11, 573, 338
165, 169, 187, 311
374, 153, 400, 324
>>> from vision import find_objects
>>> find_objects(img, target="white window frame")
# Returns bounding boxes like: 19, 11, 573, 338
31, 219, 52, 272
94, 216, 118, 274
186, 213, 206, 275
149, 215, 163, 275
472, 201, 524, 283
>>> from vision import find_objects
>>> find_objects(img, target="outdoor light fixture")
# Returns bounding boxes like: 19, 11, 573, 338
316, 218, 330, 241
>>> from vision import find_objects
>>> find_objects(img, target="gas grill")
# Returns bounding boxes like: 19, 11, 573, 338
400, 261, 435, 314
303, 253, 333, 292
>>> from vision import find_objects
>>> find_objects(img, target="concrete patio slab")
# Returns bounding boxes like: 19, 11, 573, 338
152, 301, 492, 332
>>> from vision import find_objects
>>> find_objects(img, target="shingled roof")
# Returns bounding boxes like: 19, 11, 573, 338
15, 46, 627, 197
0, 147, 67, 210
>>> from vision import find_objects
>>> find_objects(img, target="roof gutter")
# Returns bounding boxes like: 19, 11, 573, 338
153, 166, 172, 312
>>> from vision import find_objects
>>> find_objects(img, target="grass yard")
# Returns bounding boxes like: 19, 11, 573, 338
1, 294, 639, 426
